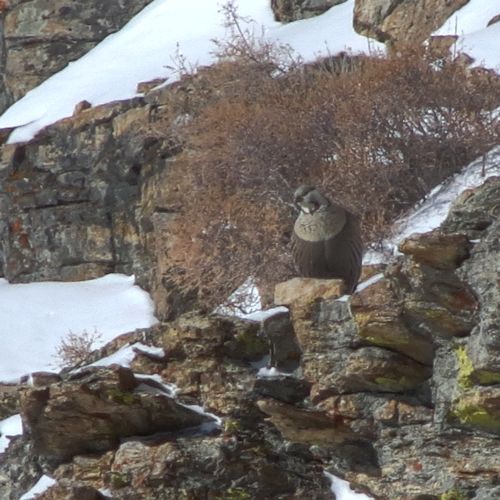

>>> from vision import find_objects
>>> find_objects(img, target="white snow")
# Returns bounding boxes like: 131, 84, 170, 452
135, 373, 178, 397
365, 148, 500, 263
355, 273, 384, 293
19, 475, 57, 500
257, 366, 290, 378
0, 414, 23, 453
325, 472, 373, 500
393, 148, 500, 243
0, 274, 158, 383
434, 1, 500, 70
0, 0, 383, 144
84, 342, 164, 370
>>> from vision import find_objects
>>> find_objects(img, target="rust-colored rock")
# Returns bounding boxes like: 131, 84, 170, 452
351, 278, 434, 364
257, 398, 359, 445
19, 365, 213, 463
399, 231, 471, 270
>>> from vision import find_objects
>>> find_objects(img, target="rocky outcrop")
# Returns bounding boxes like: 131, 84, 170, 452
0, 0, 153, 112
19, 364, 214, 464
271, 0, 347, 22
0, 86, 190, 319
353, 0, 470, 46
1, 178, 499, 499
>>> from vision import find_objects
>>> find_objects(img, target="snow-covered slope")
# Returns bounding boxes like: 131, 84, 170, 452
0, 274, 157, 383
0, 0, 382, 144
433, 1, 500, 70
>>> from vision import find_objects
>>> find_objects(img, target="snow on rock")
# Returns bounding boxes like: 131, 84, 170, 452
325, 471, 373, 500
0, 0, 383, 144
0, 414, 23, 453
433, 0, 500, 70
19, 475, 57, 500
393, 149, 500, 243
84, 342, 164, 370
366, 148, 500, 263
257, 366, 290, 378
0, 274, 158, 383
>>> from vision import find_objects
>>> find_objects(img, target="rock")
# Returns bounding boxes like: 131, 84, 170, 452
388, 257, 477, 338
253, 376, 311, 404
39, 482, 105, 500
353, 0, 469, 46
351, 277, 434, 365
398, 231, 471, 270
28, 372, 62, 387
261, 310, 302, 372
441, 176, 500, 238
271, 0, 347, 22
343, 346, 432, 393
257, 399, 360, 445
449, 387, 500, 435
160, 312, 268, 417
0, 0, 154, 110
0, 384, 20, 419
0, 437, 42, 500
274, 277, 345, 310
19, 365, 214, 463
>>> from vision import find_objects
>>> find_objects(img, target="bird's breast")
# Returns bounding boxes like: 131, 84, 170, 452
294, 209, 346, 242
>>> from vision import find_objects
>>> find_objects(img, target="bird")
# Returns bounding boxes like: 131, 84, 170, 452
291, 185, 363, 294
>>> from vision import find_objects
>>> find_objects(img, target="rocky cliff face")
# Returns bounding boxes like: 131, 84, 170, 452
1, 177, 499, 499
0, 0, 153, 113
0, 1, 499, 499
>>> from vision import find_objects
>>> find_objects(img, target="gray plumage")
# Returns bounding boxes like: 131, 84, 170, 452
291, 185, 363, 294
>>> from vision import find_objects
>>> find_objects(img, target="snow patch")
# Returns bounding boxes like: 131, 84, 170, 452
0, 414, 23, 453
19, 475, 57, 500
325, 471, 373, 500
0, 274, 158, 383
0, 0, 383, 143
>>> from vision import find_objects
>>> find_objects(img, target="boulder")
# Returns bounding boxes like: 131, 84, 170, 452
19, 365, 214, 463
353, 0, 469, 46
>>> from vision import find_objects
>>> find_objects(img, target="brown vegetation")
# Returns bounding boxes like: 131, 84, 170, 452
162, 10, 500, 308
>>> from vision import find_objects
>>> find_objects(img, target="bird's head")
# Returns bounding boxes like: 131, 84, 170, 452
293, 185, 330, 214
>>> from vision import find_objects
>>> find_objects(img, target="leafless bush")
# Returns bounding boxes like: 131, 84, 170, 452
162, 7, 500, 309
54, 329, 102, 368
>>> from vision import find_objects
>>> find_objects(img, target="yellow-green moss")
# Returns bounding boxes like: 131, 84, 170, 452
452, 401, 500, 433
374, 376, 418, 392
455, 346, 474, 389
219, 488, 252, 499
224, 419, 242, 434
440, 489, 466, 500
234, 331, 268, 358
477, 370, 500, 385
106, 388, 136, 405
109, 471, 129, 488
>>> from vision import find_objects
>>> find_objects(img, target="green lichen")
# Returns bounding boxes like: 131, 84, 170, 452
455, 345, 474, 389
374, 376, 417, 392
109, 471, 129, 488
452, 401, 500, 433
224, 419, 242, 434
220, 488, 252, 499
477, 370, 500, 385
106, 388, 136, 405
233, 330, 268, 359
364, 333, 408, 348
439, 489, 467, 500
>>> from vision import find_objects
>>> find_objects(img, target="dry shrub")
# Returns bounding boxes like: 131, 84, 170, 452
54, 329, 102, 368
163, 14, 500, 308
